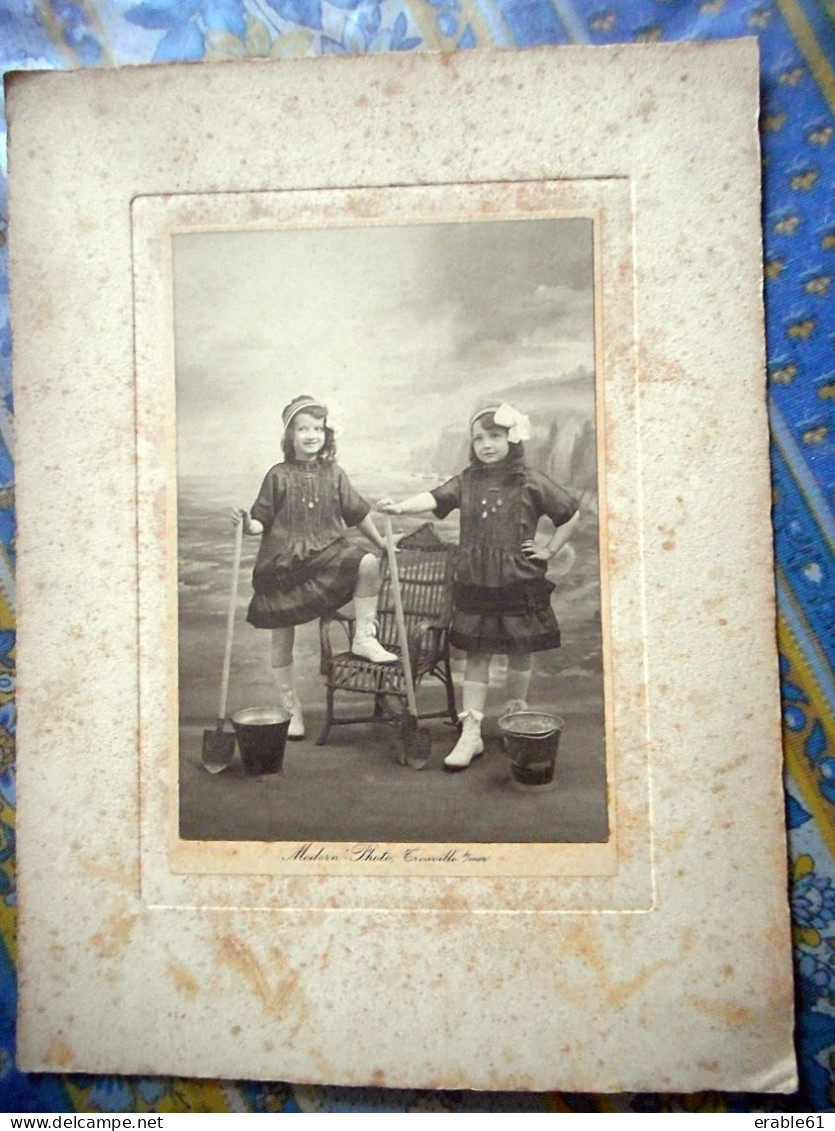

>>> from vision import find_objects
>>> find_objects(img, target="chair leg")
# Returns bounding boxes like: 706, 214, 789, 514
316, 682, 335, 746
443, 655, 458, 724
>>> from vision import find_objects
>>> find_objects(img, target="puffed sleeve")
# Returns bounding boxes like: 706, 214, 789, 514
430, 476, 462, 520
336, 466, 370, 528
531, 471, 579, 527
250, 465, 285, 528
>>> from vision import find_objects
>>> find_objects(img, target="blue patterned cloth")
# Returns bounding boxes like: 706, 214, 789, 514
0, 0, 833, 1113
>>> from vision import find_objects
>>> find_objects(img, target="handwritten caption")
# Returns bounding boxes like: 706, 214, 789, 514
283, 843, 490, 865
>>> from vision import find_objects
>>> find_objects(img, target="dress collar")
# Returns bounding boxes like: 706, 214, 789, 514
468, 455, 526, 484
285, 457, 329, 472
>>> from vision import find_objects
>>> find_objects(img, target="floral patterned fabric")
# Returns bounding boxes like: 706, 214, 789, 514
0, 0, 833, 1114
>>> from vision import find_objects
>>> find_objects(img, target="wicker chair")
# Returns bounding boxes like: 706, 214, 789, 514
317, 522, 458, 745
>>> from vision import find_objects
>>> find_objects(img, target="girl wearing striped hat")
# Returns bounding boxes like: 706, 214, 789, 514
378, 403, 579, 771
234, 395, 396, 741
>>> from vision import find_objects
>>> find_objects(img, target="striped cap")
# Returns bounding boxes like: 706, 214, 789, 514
282, 396, 327, 430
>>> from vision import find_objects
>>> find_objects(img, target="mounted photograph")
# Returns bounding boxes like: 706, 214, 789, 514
14, 46, 795, 1089
172, 209, 608, 850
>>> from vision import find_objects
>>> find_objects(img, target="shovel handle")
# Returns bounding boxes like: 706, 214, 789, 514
218, 519, 244, 721
383, 516, 419, 718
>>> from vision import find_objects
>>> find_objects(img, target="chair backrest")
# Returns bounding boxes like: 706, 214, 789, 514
375, 523, 455, 650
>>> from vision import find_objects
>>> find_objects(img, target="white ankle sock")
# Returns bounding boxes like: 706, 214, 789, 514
272, 662, 294, 697
461, 679, 488, 715
272, 663, 305, 736
505, 665, 531, 706
353, 595, 377, 627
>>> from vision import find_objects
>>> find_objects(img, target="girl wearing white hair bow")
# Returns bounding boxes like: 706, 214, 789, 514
234, 394, 396, 741
378, 402, 579, 771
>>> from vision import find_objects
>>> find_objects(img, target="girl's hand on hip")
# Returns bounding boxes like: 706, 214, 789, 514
521, 539, 550, 563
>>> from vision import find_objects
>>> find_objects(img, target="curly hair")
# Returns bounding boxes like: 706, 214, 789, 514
281, 397, 337, 463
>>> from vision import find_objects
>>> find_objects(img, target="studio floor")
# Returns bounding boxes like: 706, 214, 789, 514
179, 671, 609, 844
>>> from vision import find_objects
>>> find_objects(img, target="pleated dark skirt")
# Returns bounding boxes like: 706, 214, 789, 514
247, 538, 367, 629
449, 578, 560, 655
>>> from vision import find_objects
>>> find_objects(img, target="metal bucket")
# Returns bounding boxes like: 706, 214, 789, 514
498, 710, 564, 791
230, 707, 291, 776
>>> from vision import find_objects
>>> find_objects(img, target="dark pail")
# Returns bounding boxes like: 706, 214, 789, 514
231, 707, 292, 776
498, 710, 564, 791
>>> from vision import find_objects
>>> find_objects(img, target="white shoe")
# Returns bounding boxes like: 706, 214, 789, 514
502, 699, 528, 716
352, 618, 398, 664
443, 710, 485, 772
279, 688, 305, 740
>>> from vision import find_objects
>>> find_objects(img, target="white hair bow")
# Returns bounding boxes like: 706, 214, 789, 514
493, 402, 531, 444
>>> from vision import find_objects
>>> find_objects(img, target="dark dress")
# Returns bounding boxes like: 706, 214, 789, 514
431, 457, 579, 654
246, 459, 370, 629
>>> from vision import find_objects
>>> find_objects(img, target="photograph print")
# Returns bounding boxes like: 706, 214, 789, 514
173, 210, 608, 847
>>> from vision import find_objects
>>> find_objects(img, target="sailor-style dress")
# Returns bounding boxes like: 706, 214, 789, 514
430, 457, 579, 654
246, 459, 369, 629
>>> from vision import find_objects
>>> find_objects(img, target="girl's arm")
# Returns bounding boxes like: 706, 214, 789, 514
522, 509, 580, 562
232, 507, 264, 536
377, 492, 437, 515
356, 513, 387, 553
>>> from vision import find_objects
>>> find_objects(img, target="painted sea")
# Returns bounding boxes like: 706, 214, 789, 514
177, 468, 608, 843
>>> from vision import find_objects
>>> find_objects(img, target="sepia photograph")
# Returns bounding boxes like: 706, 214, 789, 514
174, 214, 608, 847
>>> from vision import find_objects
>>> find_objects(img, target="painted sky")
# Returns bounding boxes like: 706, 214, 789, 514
173, 217, 595, 481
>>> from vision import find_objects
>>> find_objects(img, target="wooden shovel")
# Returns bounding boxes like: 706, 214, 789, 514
201, 519, 244, 774
383, 516, 431, 769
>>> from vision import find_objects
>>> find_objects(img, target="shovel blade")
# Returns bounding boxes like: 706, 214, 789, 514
202, 727, 236, 774
405, 732, 432, 770
397, 713, 431, 770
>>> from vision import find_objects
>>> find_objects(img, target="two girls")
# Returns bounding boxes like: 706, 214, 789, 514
238, 396, 578, 767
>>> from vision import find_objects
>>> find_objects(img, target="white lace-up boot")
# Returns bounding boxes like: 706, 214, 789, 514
443, 709, 485, 772
282, 688, 306, 741
352, 596, 398, 664
273, 665, 305, 740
